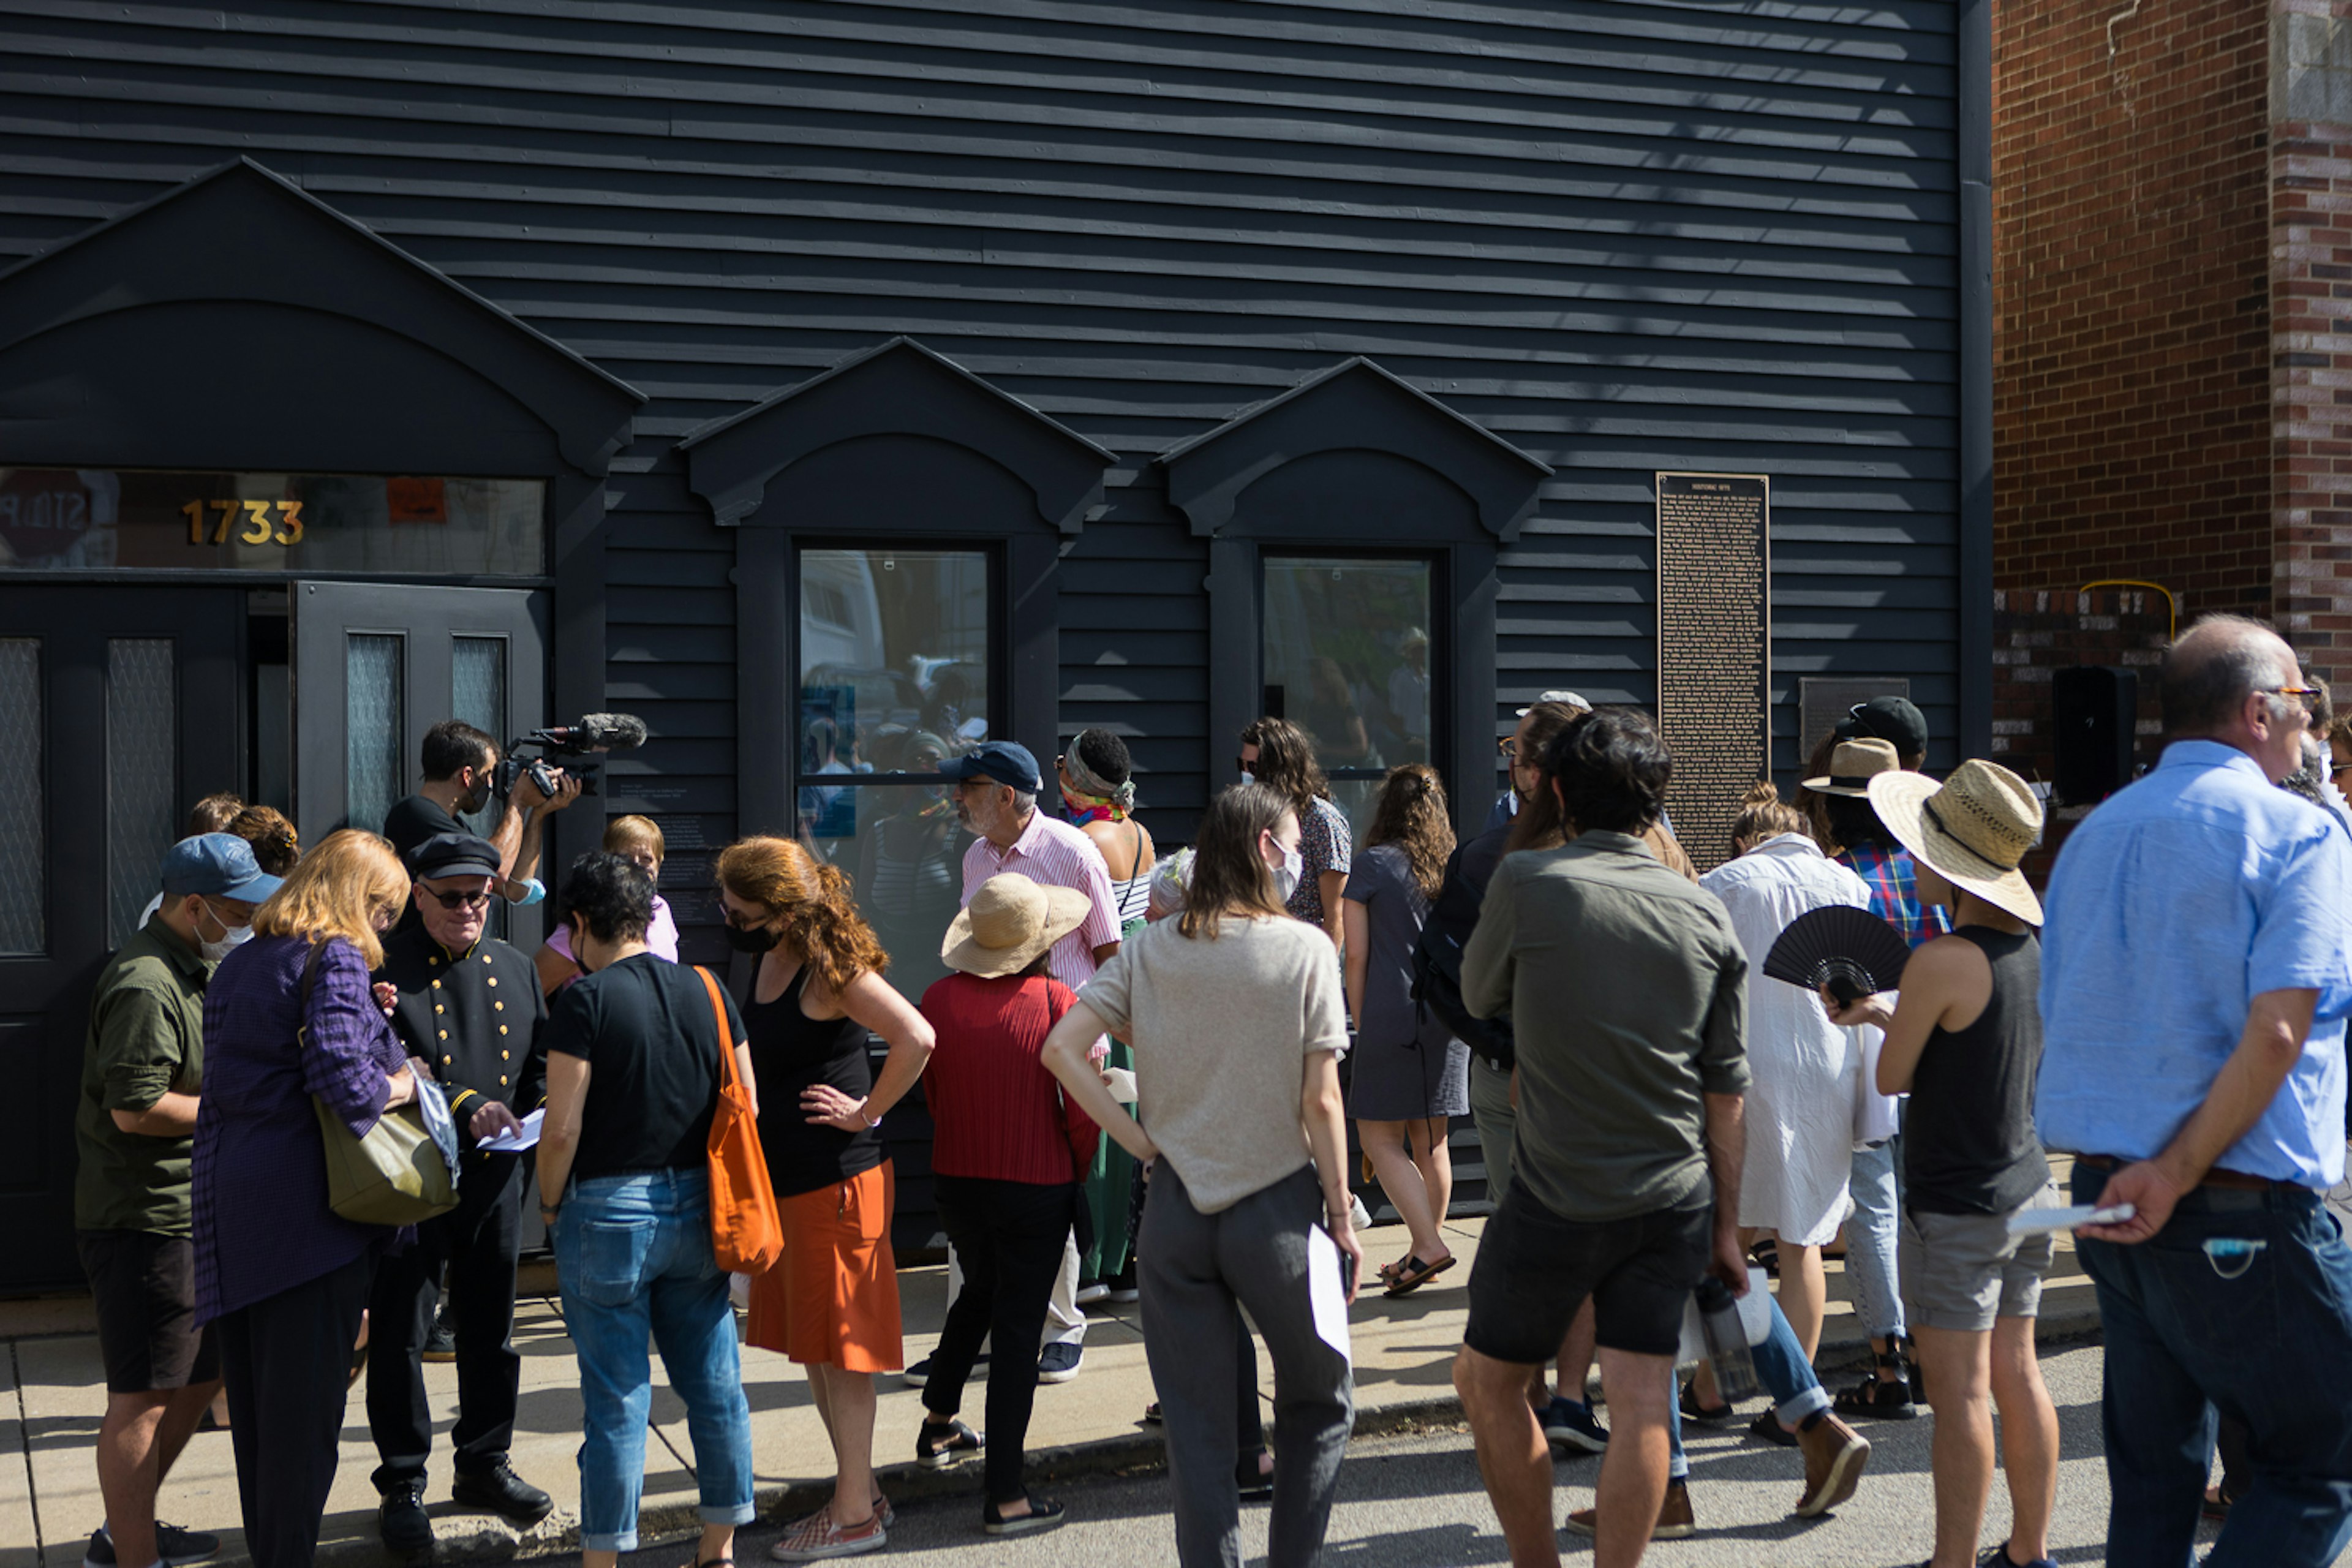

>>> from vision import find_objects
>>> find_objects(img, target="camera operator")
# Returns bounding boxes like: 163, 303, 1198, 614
383, 721, 580, 907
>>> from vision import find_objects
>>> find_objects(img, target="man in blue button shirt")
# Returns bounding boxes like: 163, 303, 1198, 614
2040, 614, 2352, 1568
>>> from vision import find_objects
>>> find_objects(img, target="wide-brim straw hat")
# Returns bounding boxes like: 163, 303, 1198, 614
941, 872, 1093, 979
1803, 737, 1902, 798
1867, 760, 2045, 926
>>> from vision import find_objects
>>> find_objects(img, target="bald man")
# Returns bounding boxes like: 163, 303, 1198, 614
2038, 614, 2352, 1567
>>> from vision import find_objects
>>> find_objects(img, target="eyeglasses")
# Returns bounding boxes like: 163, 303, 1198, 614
424, 888, 492, 911
2260, 684, 2322, 713
1497, 737, 1519, 758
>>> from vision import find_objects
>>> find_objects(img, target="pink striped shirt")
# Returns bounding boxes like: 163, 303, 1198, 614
962, 812, 1121, 1048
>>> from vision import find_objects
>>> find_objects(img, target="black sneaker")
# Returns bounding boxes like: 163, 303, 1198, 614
378, 1477, 434, 1551
901, 1351, 986, 1390
982, 1494, 1066, 1536
451, 1460, 555, 1525
84, 1523, 222, 1567
421, 1314, 457, 1364
1036, 1343, 1082, 1384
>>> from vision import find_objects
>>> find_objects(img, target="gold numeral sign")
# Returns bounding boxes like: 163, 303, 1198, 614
181, 499, 305, 546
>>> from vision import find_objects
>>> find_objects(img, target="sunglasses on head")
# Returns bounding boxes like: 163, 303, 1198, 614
424, 888, 492, 911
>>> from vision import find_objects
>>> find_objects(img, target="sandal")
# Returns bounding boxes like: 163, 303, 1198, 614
1678, 1377, 1735, 1422
1235, 1449, 1275, 1502
1382, 1253, 1456, 1297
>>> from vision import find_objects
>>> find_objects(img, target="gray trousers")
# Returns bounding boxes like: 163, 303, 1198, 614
1139, 1162, 1355, 1568
1469, 1055, 1517, 1209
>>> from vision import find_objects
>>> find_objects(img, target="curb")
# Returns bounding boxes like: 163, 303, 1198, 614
319, 1301, 2107, 1566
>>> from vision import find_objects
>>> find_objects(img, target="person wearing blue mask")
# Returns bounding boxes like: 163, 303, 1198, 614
73, 832, 280, 1568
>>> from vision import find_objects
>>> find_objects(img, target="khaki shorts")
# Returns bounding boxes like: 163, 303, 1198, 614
1898, 1184, 2059, 1333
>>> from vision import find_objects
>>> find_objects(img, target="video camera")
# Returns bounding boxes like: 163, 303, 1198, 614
497, 712, 647, 800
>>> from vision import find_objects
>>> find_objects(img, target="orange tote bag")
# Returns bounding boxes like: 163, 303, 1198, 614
696, 966, 785, 1274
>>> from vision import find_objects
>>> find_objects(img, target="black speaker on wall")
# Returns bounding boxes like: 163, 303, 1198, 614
2052, 665, 2138, 806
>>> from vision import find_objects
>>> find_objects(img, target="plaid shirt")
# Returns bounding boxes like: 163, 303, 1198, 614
1835, 841, 1952, 949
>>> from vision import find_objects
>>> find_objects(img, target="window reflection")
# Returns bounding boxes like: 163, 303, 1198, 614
797, 548, 989, 1000
1262, 557, 1434, 841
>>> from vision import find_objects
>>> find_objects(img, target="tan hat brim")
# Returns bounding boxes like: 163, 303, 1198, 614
1866, 771, 2043, 926
940, 883, 1097, 979
1800, 774, 1872, 798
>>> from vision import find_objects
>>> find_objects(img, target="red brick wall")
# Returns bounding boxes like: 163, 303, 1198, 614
1989, 587, 2169, 882
1993, 0, 2272, 617
2274, 124, 2352, 686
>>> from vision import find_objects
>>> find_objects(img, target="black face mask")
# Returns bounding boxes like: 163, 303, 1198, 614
723, 921, 782, 954
461, 778, 494, 816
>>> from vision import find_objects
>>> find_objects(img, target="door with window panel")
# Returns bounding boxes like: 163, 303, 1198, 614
292, 584, 548, 949
0, 587, 243, 1291
795, 546, 992, 1004
1261, 557, 1437, 843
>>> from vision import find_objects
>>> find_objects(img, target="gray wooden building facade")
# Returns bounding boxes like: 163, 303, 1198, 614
0, 0, 1989, 1289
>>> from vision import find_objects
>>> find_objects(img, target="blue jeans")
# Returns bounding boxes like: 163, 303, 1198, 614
1847, 1137, 1906, 1341
2071, 1162, 2352, 1568
1666, 1291, 1828, 1478
555, 1169, 756, 1553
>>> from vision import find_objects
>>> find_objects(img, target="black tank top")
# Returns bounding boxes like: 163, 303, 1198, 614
1904, 926, 2050, 1216
742, 962, 883, 1199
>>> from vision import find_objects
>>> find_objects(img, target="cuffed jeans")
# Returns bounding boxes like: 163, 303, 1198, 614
1667, 1289, 1830, 1479
1846, 1136, 1906, 1342
1140, 1163, 1354, 1568
554, 1169, 755, 1553
2071, 1163, 2352, 1568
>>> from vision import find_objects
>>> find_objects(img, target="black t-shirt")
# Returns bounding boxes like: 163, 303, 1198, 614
544, 954, 743, 1181
383, 794, 467, 861
1904, 927, 2051, 1216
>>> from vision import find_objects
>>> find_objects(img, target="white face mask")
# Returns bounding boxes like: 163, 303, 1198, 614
197, 900, 254, 964
1270, 839, 1304, 904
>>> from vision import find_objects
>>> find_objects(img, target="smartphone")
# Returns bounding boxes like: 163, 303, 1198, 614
1339, 1246, 1357, 1298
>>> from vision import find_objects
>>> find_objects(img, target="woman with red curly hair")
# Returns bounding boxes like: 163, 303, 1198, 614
712, 836, 935, 1562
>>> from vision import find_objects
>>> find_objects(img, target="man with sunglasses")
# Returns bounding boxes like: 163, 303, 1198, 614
366, 832, 554, 1548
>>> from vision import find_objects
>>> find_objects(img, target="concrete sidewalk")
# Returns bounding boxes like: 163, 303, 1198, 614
1, 1204, 2099, 1568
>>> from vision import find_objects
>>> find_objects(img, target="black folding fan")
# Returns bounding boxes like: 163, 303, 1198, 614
1762, 905, 1914, 1005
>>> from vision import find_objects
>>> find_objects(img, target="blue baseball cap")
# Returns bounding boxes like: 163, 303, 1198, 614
938, 740, 1043, 794
160, 833, 283, 902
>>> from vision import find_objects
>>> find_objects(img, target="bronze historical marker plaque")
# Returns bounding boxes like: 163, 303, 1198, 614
1655, 472, 1769, 873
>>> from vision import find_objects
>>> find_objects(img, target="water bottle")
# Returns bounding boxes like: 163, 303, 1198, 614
1694, 1278, 1761, 1402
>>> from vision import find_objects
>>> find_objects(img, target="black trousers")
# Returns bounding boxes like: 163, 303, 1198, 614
924, 1174, 1079, 1505
366, 1152, 525, 1490
216, 1250, 375, 1568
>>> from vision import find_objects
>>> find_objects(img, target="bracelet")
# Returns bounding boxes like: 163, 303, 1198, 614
539, 1204, 560, 1219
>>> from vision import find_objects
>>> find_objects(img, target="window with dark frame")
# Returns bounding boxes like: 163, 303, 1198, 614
1260, 555, 1436, 843
794, 545, 992, 1002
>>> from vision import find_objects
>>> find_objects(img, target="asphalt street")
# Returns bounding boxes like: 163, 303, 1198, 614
590, 1340, 2294, 1568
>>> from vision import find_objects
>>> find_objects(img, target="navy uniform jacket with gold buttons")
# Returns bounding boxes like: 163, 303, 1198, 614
376, 924, 548, 1147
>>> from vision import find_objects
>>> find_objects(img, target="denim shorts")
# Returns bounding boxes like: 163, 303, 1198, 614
1464, 1184, 1711, 1361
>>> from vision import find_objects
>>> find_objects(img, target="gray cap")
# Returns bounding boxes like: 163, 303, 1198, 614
1515, 689, 1593, 718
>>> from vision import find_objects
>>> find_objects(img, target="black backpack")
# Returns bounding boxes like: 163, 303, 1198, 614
1412, 843, 1515, 1071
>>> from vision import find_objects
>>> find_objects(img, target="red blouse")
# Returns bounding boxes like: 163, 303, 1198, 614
918, 972, 1101, 1185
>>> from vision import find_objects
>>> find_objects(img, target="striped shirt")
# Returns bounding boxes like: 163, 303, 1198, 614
1835, 841, 1953, 949
963, 810, 1123, 1048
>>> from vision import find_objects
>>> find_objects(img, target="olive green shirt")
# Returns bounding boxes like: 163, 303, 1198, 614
74, 915, 211, 1234
1462, 831, 1750, 1223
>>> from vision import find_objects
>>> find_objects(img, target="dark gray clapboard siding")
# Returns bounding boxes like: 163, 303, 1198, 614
0, 0, 1969, 1237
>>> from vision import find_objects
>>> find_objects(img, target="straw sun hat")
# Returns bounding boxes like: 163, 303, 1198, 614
1802, 737, 1902, 798
941, 872, 1093, 979
1866, 759, 2046, 927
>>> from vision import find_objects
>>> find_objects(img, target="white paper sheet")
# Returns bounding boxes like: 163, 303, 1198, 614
476, 1107, 545, 1153
1306, 1223, 1352, 1362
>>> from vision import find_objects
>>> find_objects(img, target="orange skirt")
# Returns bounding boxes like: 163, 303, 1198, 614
745, 1159, 903, 1373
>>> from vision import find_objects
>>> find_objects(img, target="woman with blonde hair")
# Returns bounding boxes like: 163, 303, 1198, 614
1342, 763, 1470, 1296
714, 835, 936, 1562
193, 829, 420, 1567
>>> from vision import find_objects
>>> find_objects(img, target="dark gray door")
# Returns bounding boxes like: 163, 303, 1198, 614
292, 582, 550, 949
0, 587, 243, 1292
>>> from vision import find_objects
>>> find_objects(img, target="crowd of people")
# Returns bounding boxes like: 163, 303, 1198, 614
61, 615, 2352, 1568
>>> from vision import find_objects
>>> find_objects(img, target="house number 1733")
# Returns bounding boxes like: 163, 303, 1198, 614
181, 499, 305, 546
